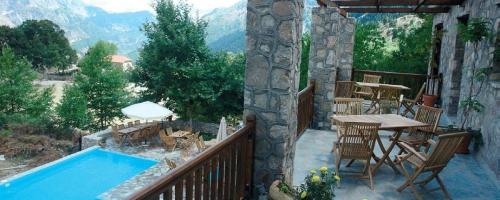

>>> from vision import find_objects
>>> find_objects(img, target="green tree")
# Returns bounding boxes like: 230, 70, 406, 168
56, 85, 90, 129
353, 23, 386, 70
299, 33, 311, 90
133, 0, 236, 122
1, 20, 77, 71
74, 41, 129, 130
0, 47, 53, 127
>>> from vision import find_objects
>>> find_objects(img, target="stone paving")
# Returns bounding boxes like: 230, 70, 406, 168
293, 129, 500, 199
98, 137, 207, 200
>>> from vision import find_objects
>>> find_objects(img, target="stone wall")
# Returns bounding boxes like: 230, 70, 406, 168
162, 120, 220, 135
433, 0, 500, 177
245, 0, 303, 190
308, 7, 355, 130
82, 128, 111, 149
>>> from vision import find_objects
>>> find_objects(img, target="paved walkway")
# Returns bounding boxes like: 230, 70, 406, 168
293, 129, 500, 200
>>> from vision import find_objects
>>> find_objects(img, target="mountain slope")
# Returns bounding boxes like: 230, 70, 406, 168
0, 0, 152, 59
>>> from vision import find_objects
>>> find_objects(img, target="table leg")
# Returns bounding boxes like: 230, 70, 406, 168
372, 130, 402, 175
366, 88, 379, 113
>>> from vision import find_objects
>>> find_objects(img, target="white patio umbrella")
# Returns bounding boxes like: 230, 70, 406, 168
121, 101, 173, 121
216, 117, 227, 142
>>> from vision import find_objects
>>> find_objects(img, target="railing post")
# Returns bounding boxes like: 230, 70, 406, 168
244, 114, 256, 199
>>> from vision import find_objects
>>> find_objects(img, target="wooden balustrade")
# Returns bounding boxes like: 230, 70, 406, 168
297, 80, 315, 138
351, 69, 428, 99
126, 115, 256, 200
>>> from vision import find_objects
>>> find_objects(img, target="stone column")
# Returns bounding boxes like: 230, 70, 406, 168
244, 0, 303, 190
308, 7, 355, 130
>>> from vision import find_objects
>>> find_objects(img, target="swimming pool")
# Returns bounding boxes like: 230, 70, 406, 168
0, 147, 157, 200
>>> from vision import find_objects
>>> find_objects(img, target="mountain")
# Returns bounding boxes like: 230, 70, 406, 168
203, 0, 403, 52
0, 0, 152, 59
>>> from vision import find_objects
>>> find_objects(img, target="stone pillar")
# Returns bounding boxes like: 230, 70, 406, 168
244, 0, 303, 189
308, 7, 355, 130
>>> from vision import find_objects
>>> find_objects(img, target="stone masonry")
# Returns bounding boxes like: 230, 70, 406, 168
244, 0, 304, 189
308, 7, 355, 130
433, 0, 500, 177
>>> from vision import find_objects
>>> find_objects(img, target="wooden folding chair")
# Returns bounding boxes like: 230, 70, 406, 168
160, 131, 177, 151
128, 130, 144, 146
195, 136, 207, 151
118, 124, 125, 129
333, 122, 381, 190
165, 158, 177, 169
354, 74, 381, 98
127, 121, 134, 127
332, 98, 364, 152
111, 126, 124, 146
335, 81, 356, 98
401, 83, 426, 117
395, 132, 468, 200
374, 85, 403, 114
396, 106, 442, 154
134, 120, 141, 126
166, 127, 174, 136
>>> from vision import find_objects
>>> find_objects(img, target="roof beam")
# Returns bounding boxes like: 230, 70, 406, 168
415, 0, 428, 11
332, 0, 463, 6
341, 7, 450, 13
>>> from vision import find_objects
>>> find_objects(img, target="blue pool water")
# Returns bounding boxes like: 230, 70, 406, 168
0, 147, 157, 200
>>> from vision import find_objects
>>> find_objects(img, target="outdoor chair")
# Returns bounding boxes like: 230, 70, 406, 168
165, 158, 177, 169
118, 124, 125, 129
395, 105, 442, 154
195, 136, 207, 152
166, 127, 174, 136
111, 126, 124, 146
354, 74, 381, 98
374, 85, 403, 114
400, 83, 426, 117
134, 120, 141, 126
333, 121, 381, 190
127, 121, 134, 127
395, 132, 468, 200
160, 131, 177, 151
335, 81, 356, 98
332, 98, 364, 152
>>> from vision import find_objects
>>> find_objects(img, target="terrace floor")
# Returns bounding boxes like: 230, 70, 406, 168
292, 129, 500, 199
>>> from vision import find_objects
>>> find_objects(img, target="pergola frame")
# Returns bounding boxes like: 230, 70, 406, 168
318, 0, 465, 13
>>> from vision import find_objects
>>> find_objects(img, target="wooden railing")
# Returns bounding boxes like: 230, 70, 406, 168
126, 115, 256, 200
352, 69, 428, 99
297, 80, 315, 137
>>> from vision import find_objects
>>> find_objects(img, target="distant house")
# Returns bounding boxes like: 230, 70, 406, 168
111, 55, 134, 71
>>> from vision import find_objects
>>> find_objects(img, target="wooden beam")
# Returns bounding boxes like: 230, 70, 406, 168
332, 0, 463, 6
415, 0, 428, 11
341, 7, 450, 13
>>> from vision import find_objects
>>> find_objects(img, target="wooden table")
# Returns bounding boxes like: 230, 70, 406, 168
355, 82, 410, 113
331, 114, 428, 175
170, 131, 192, 138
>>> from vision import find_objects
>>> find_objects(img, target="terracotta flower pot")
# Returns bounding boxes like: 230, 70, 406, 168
269, 180, 294, 200
423, 95, 438, 107
456, 132, 472, 154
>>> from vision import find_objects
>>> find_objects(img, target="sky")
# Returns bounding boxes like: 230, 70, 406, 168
81, 0, 241, 14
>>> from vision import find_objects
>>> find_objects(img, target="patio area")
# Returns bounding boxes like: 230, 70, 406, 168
293, 128, 500, 199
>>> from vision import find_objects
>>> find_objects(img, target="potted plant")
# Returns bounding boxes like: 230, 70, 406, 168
296, 167, 339, 200
269, 180, 296, 200
455, 18, 492, 154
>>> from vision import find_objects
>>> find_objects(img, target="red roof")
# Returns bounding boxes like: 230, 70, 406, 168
111, 55, 132, 63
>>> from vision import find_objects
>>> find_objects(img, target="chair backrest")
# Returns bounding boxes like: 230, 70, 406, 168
359, 74, 382, 93
165, 158, 177, 169
166, 127, 174, 136
335, 81, 355, 98
364, 74, 382, 83
425, 132, 468, 169
159, 129, 166, 136
413, 105, 442, 133
118, 124, 125, 129
134, 120, 141, 126
160, 132, 176, 151
413, 82, 426, 102
195, 136, 206, 151
335, 98, 363, 115
378, 85, 402, 101
127, 122, 134, 127
340, 122, 381, 158
112, 125, 118, 132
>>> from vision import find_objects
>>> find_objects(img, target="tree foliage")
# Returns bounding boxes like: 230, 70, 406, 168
0, 20, 77, 71
0, 47, 53, 129
299, 33, 311, 90
132, 0, 244, 122
59, 41, 129, 130
353, 14, 433, 74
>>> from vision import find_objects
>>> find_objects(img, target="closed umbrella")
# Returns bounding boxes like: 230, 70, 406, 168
216, 117, 227, 142
121, 101, 173, 121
